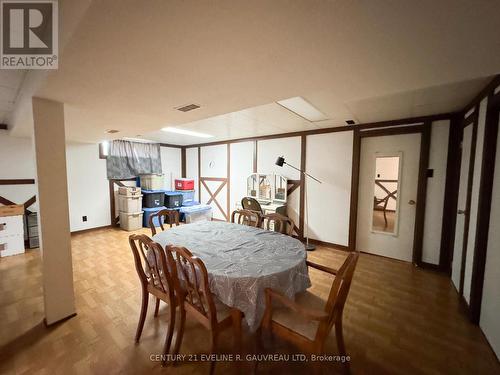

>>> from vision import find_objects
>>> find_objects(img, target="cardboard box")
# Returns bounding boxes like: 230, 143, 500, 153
0, 205, 24, 217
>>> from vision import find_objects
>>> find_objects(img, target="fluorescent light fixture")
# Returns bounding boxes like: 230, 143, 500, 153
161, 127, 214, 138
277, 96, 329, 122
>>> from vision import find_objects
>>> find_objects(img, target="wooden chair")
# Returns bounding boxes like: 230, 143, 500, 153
260, 252, 359, 370
261, 213, 294, 236
149, 208, 180, 236
129, 234, 182, 366
230, 209, 261, 227
167, 245, 242, 374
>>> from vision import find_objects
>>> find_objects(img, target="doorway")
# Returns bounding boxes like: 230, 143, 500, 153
355, 125, 430, 263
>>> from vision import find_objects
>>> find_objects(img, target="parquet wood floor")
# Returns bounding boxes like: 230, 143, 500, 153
0, 226, 498, 374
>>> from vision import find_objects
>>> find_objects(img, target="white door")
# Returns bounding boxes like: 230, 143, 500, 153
451, 124, 474, 291
357, 133, 421, 261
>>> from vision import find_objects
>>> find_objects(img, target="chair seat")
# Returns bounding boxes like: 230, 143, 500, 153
271, 290, 326, 341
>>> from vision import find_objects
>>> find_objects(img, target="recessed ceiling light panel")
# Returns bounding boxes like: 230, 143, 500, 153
161, 127, 213, 138
276, 97, 328, 122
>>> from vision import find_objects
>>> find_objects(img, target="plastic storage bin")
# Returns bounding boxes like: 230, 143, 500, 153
142, 189, 165, 208
119, 211, 143, 231
118, 186, 141, 196
118, 193, 143, 212
179, 205, 212, 223
140, 174, 164, 190
143, 206, 166, 227
175, 178, 195, 190
175, 190, 195, 204
165, 191, 183, 208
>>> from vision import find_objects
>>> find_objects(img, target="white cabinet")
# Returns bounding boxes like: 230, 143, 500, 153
0, 214, 25, 257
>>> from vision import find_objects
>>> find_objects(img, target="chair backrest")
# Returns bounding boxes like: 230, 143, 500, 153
168, 245, 218, 325
149, 209, 179, 235
319, 252, 359, 338
261, 213, 294, 235
129, 234, 177, 300
241, 197, 263, 214
231, 209, 261, 227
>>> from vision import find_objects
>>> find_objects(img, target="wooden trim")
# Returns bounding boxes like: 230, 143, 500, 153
0, 179, 35, 185
197, 147, 201, 202
227, 144, 230, 221
306, 237, 349, 252
0, 196, 16, 206
109, 180, 117, 226
253, 140, 258, 173
181, 148, 186, 178
462, 75, 500, 115
183, 113, 454, 148
459, 106, 479, 296
159, 143, 184, 149
439, 114, 462, 273
23, 195, 36, 210
299, 135, 306, 239
349, 129, 361, 251
469, 97, 500, 324
98, 143, 107, 159
412, 121, 431, 266
359, 124, 424, 138
0, 124, 7, 130
200, 178, 228, 221
287, 180, 300, 196
199, 177, 227, 182
419, 261, 442, 272
44, 313, 77, 327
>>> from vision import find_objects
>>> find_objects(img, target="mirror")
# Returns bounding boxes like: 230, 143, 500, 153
247, 174, 258, 197
258, 174, 272, 202
274, 174, 287, 202
371, 154, 401, 235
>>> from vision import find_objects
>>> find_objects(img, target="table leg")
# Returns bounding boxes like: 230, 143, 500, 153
231, 308, 243, 354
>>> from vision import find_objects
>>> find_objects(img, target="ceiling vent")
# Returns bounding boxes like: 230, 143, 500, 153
176, 104, 200, 112
105, 129, 120, 134
345, 120, 356, 125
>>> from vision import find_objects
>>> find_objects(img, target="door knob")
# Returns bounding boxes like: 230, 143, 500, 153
458, 209, 467, 215
408, 200, 416, 205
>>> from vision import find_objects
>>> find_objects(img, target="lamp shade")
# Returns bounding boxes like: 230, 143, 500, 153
275, 156, 285, 167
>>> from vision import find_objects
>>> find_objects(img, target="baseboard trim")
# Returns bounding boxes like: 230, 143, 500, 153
71, 225, 113, 235
306, 238, 350, 252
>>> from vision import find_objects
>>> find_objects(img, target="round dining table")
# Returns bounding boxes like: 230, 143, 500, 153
153, 220, 311, 331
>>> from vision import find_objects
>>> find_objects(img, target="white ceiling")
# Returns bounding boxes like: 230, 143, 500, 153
0, 71, 26, 124
5, 0, 500, 144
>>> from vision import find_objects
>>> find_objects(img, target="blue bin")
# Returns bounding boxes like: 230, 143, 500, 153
175, 190, 195, 205
143, 206, 166, 227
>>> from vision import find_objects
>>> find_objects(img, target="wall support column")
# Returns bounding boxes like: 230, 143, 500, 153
32, 97, 76, 325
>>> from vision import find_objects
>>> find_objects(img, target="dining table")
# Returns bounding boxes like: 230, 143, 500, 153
153, 220, 311, 332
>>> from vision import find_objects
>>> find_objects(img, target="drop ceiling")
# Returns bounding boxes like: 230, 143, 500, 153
3, 0, 499, 144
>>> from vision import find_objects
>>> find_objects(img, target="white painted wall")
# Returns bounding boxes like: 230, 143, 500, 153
200, 144, 228, 220
0, 133, 38, 211
230, 142, 254, 212
185, 147, 199, 201
257, 137, 301, 230
305, 132, 353, 246
422, 120, 450, 264
464, 98, 488, 303
66, 143, 110, 232
160, 147, 181, 190
480, 114, 500, 360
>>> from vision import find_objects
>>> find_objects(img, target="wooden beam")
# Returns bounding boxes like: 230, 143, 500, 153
181, 148, 186, 178
299, 135, 306, 239
0, 179, 35, 185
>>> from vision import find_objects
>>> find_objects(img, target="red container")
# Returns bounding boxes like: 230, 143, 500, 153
175, 178, 195, 190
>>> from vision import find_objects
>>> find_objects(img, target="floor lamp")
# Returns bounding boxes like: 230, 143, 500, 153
275, 156, 322, 251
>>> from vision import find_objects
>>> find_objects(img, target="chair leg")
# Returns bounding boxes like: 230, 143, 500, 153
335, 317, 346, 356
231, 309, 243, 354
161, 303, 177, 367
172, 308, 186, 364
135, 289, 149, 343
209, 332, 218, 375
154, 298, 160, 317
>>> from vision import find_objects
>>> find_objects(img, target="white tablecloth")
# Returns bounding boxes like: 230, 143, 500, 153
153, 220, 311, 331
